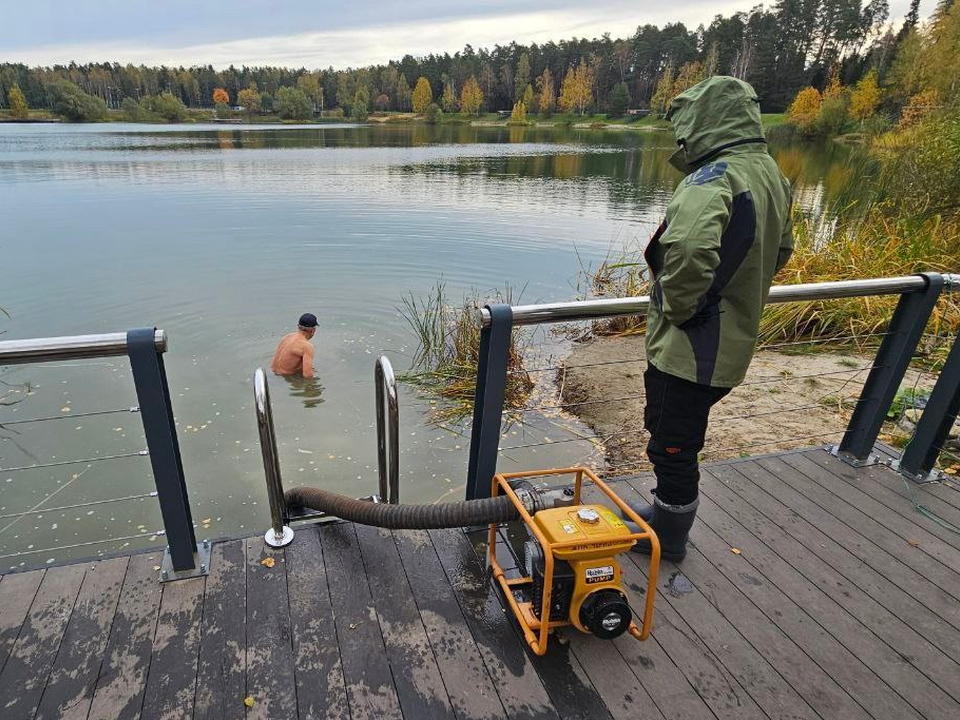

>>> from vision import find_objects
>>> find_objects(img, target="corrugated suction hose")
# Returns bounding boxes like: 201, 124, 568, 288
284, 486, 520, 529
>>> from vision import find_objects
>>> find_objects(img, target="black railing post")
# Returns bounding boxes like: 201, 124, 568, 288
127, 328, 199, 574
897, 332, 960, 480
466, 304, 513, 500
836, 273, 944, 466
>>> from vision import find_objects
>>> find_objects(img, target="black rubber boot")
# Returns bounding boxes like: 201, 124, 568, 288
621, 489, 656, 523
627, 496, 698, 562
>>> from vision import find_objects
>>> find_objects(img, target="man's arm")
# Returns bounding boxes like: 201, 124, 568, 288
775, 193, 794, 273
658, 181, 730, 326
301, 343, 314, 378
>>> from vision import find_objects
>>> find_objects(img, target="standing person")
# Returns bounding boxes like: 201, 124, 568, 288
626, 76, 793, 561
271, 313, 318, 378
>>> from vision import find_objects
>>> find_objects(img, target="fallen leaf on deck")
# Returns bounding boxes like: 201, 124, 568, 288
730, 548, 742, 555
908, 539, 919, 547
261, 557, 276, 568
243, 696, 255, 708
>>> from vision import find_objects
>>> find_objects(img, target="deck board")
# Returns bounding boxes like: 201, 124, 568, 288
1, 447, 959, 719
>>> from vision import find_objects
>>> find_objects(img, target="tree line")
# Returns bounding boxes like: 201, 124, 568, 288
0, 0, 949, 121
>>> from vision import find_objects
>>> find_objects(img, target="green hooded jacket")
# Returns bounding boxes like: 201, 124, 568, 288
644, 76, 793, 388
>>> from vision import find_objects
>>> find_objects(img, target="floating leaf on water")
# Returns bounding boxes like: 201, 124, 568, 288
201, 518, 211, 524
61, 406, 71, 413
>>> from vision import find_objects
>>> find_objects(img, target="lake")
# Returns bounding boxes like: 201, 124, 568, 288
0, 122, 855, 567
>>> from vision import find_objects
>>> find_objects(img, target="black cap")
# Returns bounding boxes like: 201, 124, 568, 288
298, 313, 318, 328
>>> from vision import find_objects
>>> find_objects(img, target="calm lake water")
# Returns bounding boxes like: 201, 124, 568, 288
0, 122, 855, 567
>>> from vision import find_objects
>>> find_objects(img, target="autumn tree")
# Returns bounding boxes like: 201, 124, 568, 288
396, 74, 411, 111
352, 85, 370, 121
412, 77, 433, 113
650, 63, 675, 117
672, 61, 705, 98
849, 70, 880, 124
297, 72, 323, 111
510, 100, 527, 122
787, 87, 823, 135
559, 59, 593, 115
237, 83, 261, 119
441, 78, 458, 112
212, 87, 230, 105
514, 52, 531, 103
522, 83, 535, 113
536, 68, 555, 117
459, 76, 484, 115
7, 83, 28, 119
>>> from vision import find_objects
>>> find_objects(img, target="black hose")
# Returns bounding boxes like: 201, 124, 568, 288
284, 486, 519, 529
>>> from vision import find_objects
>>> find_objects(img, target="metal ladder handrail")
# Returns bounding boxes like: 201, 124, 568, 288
376, 355, 400, 505
255, 356, 400, 548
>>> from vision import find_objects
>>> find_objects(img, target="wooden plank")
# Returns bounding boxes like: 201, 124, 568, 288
244, 536, 298, 720
696, 477, 960, 714
611, 481, 843, 720
354, 525, 457, 719
35, 556, 129, 720
0, 570, 44, 673
393, 530, 516, 720
140, 573, 206, 720
193, 540, 246, 720
319, 522, 402, 720
285, 525, 349, 720
798, 448, 960, 550
433, 526, 611, 720
0, 562, 86, 720
88, 551, 164, 720
708, 461, 960, 662
750, 456, 960, 614
776, 452, 960, 592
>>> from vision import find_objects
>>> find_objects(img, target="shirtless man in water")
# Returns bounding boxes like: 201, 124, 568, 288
271, 313, 317, 378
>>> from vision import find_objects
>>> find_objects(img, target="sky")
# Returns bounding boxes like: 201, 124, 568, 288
1, 1, 925, 70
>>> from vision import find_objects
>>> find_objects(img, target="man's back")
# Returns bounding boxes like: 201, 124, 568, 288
271, 331, 314, 377
644, 76, 793, 388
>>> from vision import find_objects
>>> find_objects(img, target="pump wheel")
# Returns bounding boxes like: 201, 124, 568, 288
579, 589, 632, 639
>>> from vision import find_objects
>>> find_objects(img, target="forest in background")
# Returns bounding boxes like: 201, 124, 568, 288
0, 0, 943, 121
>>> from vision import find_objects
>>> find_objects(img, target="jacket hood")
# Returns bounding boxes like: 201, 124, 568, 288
667, 76, 765, 173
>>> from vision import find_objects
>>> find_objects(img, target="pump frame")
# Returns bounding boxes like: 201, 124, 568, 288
488, 466, 660, 655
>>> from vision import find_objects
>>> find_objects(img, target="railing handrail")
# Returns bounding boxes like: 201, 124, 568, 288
254, 367, 293, 548
0, 330, 167, 364
375, 355, 400, 505
479, 273, 960, 328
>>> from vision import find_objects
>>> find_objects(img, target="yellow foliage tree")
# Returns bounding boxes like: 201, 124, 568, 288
672, 61, 705, 98
898, 89, 940, 128
850, 70, 881, 124
510, 100, 527, 122
237, 83, 261, 119
412, 77, 433, 114
7, 83, 28, 119
459, 76, 484, 115
787, 87, 823, 134
650, 63, 675, 117
558, 59, 593, 115
537, 68, 556, 117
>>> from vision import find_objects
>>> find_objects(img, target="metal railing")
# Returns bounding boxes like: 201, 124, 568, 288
0, 328, 206, 579
466, 273, 960, 499
254, 355, 400, 547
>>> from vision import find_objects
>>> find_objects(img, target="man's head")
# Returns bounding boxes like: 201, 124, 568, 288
666, 76, 764, 175
298, 312, 318, 338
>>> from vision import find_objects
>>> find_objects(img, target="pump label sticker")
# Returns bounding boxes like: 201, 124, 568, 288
598, 508, 626, 530
585, 565, 615, 584
558, 520, 577, 535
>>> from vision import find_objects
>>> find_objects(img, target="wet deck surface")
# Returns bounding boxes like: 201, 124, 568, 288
2, 445, 960, 719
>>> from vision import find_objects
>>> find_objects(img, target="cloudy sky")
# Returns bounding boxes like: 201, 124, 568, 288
2, 1, 923, 69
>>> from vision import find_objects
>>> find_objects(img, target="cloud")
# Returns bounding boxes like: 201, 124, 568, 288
6, 4, 741, 69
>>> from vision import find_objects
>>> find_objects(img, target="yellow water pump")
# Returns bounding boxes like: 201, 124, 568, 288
488, 467, 660, 655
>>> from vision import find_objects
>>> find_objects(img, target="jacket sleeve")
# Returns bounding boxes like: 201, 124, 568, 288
658, 181, 731, 327
775, 189, 794, 272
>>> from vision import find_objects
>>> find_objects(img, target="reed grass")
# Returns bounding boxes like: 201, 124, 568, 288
398, 282, 534, 424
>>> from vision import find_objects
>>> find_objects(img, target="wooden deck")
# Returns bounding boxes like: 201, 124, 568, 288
2, 446, 960, 720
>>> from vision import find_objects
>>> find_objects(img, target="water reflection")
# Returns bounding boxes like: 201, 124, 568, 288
281, 374, 326, 409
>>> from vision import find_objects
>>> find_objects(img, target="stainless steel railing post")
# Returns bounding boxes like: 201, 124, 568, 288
254, 368, 294, 547
375, 356, 400, 504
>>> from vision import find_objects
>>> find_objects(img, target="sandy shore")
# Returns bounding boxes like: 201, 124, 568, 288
556, 334, 932, 476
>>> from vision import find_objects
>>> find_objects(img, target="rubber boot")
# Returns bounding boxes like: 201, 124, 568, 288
628, 496, 698, 563
621, 489, 656, 524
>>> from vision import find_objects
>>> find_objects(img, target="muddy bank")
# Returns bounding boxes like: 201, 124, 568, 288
557, 335, 930, 475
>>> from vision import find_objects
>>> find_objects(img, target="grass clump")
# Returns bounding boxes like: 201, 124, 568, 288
398, 282, 533, 424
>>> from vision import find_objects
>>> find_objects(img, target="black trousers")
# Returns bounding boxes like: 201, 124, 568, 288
644, 364, 731, 506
